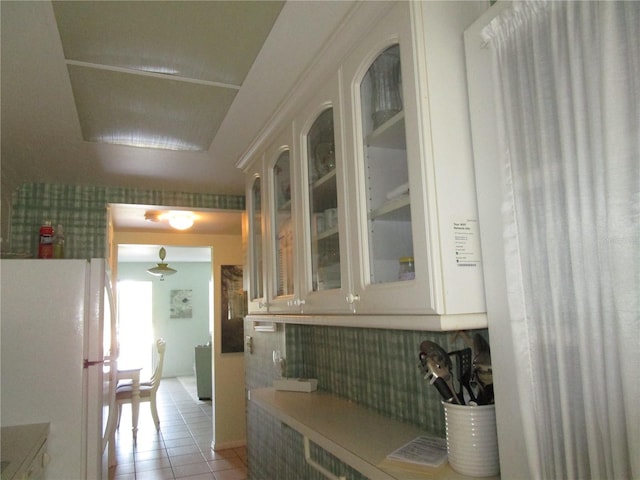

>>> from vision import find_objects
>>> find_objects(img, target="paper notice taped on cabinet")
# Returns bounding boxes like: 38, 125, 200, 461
384, 435, 447, 469
454, 219, 481, 267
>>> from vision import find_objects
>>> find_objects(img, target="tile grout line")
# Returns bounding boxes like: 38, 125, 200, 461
112, 377, 246, 480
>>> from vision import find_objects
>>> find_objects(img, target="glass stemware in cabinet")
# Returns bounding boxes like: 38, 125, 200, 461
273, 150, 293, 297
250, 177, 264, 301
307, 108, 341, 292
360, 44, 414, 285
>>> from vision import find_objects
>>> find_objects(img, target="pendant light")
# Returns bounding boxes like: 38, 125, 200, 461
147, 247, 177, 280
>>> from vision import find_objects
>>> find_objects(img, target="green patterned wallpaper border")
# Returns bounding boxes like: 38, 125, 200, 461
6, 183, 245, 259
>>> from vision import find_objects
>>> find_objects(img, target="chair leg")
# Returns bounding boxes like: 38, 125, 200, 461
117, 403, 122, 429
150, 395, 160, 431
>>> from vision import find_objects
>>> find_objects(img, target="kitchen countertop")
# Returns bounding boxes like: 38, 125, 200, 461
1, 423, 49, 480
250, 388, 499, 480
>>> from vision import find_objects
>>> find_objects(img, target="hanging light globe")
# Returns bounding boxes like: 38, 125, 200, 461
147, 247, 177, 280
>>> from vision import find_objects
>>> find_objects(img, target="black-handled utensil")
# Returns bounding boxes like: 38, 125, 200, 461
419, 352, 457, 402
419, 341, 462, 404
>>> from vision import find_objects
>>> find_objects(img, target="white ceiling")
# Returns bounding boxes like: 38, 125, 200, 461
1, 1, 357, 237
110, 202, 243, 234
52, 1, 283, 152
118, 244, 211, 264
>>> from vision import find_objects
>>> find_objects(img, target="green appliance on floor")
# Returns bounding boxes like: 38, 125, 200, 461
194, 344, 212, 400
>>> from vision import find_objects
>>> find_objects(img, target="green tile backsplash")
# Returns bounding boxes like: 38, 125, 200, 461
6, 183, 245, 259
247, 403, 367, 480
285, 324, 470, 435
245, 319, 489, 479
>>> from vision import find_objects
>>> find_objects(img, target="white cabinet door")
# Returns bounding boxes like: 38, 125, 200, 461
341, 2, 486, 315
340, 3, 433, 314
293, 74, 353, 314
264, 125, 300, 313
245, 158, 269, 314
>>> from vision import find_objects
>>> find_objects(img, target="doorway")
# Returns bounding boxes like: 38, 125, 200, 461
110, 203, 247, 447
116, 244, 213, 380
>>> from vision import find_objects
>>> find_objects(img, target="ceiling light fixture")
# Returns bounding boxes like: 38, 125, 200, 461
147, 247, 177, 281
168, 211, 195, 230
144, 210, 196, 230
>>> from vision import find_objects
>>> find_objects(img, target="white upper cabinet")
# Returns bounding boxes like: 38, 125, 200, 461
339, 1, 487, 316
241, 1, 489, 328
340, 1, 487, 318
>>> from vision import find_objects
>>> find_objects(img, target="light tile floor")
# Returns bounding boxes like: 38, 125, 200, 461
110, 377, 247, 480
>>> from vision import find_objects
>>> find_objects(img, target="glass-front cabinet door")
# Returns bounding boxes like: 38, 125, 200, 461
267, 129, 300, 312
273, 150, 293, 297
307, 108, 341, 293
342, 4, 436, 314
246, 163, 268, 313
360, 43, 414, 286
297, 76, 351, 313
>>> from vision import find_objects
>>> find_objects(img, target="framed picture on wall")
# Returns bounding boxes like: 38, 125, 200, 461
221, 265, 247, 353
170, 289, 193, 318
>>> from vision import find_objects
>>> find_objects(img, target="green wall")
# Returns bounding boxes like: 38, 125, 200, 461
5, 183, 244, 259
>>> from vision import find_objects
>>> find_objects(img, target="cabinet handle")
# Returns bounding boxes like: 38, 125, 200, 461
287, 298, 306, 307
345, 293, 360, 304
258, 301, 268, 309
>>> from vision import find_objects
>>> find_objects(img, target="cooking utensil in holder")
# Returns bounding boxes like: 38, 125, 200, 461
448, 348, 475, 404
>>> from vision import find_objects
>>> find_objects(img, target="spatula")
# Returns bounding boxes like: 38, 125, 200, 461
472, 334, 494, 404
449, 348, 475, 404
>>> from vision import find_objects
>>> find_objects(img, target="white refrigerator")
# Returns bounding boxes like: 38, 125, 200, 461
1, 259, 117, 479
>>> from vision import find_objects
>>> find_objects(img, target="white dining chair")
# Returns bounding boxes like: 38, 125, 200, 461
116, 338, 166, 431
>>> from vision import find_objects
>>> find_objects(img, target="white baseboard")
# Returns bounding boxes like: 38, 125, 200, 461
211, 439, 246, 451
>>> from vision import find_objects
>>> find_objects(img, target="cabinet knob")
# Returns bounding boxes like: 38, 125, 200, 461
345, 293, 360, 304
258, 301, 268, 309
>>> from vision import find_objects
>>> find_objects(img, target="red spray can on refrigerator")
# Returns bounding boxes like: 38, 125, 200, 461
38, 221, 54, 259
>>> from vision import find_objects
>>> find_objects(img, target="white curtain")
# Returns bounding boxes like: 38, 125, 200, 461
482, 2, 639, 479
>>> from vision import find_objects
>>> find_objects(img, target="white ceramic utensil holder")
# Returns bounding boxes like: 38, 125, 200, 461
442, 402, 499, 477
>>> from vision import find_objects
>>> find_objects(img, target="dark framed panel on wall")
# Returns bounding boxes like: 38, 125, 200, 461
220, 265, 248, 353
